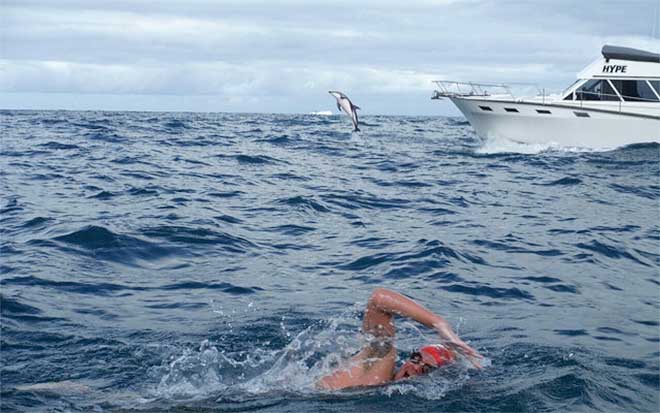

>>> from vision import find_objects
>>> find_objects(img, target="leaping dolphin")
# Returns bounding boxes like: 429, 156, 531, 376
328, 91, 361, 132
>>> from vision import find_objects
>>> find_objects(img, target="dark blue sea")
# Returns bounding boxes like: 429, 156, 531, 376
1, 110, 659, 412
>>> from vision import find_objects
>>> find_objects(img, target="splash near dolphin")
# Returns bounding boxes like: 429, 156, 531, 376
328, 91, 361, 132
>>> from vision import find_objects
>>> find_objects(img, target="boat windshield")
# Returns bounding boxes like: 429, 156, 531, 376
610, 80, 660, 102
562, 79, 582, 97
649, 81, 660, 95
574, 79, 620, 101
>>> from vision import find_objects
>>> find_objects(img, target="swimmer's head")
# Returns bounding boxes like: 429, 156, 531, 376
394, 344, 455, 380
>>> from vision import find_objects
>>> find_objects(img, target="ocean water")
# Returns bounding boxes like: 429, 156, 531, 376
1, 110, 658, 412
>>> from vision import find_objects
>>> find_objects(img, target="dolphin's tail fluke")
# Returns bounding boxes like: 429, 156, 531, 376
353, 127, 360, 132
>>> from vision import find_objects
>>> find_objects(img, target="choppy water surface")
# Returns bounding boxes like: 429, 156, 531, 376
1, 110, 658, 412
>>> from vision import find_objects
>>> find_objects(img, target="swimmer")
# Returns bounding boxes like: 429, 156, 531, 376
318, 288, 482, 390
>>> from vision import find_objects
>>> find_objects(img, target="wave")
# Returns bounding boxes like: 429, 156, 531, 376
141, 225, 256, 253
266, 224, 316, 236
608, 183, 659, 200
540, 177, 582, 186
439, 284, 534, 301
71, 121, 112, 131
619, 142, 660, 150
321, 191, 411, 211
216, 154, 285, 165
54, 225, 148, 251
21, 216, 54, 229
576, 239, 652, 267
25, 225, 176, 266
1, 294, 43, 315
162, 119, 190, 130
161, 281, 262, 294
88, 190, 116, 199
255, 134, 293, 145
37, 141, 80, 150
274, 195, 331, 213
85, 131, 128, 143
1, 275, 260, 296
472, 239, 563, 257
336, 239, 486, 274
2, 275, 135, 296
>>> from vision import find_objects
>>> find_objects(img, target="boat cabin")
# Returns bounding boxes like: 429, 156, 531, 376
562, 45, 660, 103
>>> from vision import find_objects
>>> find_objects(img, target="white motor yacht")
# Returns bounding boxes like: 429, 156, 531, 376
432, 45, 660, 149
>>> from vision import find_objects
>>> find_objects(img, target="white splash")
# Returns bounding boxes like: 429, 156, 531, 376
308, 110, 333, 116
147, 307, 482, 404
477, 136, 602, 154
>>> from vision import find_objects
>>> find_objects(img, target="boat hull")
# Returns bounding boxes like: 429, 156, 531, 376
450, 97, 660, 149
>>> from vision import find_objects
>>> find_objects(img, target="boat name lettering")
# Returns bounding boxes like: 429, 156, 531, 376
602, 65, 627, 73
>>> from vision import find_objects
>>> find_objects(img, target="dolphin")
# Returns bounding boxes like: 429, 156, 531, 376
328, 91, 361, 132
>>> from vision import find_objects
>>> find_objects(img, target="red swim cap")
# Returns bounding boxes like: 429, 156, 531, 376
419, 345, 454, 367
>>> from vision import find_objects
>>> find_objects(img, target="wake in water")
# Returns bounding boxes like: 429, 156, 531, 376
476, 136, 602, 155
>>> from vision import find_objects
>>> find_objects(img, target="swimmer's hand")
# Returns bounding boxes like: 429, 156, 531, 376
433, 320, 483, 368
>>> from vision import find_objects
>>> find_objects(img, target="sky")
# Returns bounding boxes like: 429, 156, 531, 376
1, 0, 658, 115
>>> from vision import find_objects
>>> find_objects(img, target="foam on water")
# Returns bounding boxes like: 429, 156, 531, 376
144, 307, 481, 408
476, 135, 603, 154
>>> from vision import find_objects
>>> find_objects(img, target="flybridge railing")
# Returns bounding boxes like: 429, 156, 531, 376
432, 80, 547, 102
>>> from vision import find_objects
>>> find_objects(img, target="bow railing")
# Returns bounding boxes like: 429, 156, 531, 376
432, 81, 516, 99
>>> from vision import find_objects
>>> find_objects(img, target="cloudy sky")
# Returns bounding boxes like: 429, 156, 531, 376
1, 0, 658, 115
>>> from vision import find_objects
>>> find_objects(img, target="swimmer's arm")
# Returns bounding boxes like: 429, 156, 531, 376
366, 287, 450, 336
316, 339, 396, 390
318, 289, 402, 390
368, 288, 482, 363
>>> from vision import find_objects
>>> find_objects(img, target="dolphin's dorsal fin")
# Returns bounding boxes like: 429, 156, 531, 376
353, 105, 361, 111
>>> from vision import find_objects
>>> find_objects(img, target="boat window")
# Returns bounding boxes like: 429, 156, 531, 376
536, 109, 551, 114
610, 80, 660, 102
479, 106, 493, 111
504, 107, 519, 113
574, 111, 590, 118
563, 92, 574, 100
649, 80, 660, 95
574, 79, 620, 101
561, 79, 582, 96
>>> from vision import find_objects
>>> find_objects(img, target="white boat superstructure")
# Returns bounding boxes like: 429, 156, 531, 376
433, 45, 660, 149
